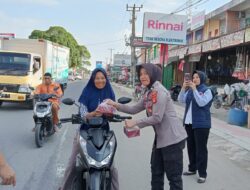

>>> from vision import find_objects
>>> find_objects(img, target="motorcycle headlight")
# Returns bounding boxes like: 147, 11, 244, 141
100, 135, 116, 165
79, 135, 116, 168
18, 84, 32, 94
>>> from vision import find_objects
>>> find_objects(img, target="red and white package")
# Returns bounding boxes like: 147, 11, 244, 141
96, 100, 117, 114
124, 126, 140, 138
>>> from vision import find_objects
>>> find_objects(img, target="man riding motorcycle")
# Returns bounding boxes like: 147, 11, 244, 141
34, 72, 63, 132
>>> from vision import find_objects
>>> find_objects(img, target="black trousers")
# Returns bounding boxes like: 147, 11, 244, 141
151, 140, 185, 190
185, 125, 210, 178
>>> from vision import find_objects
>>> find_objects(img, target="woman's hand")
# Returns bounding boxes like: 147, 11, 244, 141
86, 111, 102, 119
0, 163, 16, 186
125, 119, 137, 128
188, 81, 196, 91
106, 99, 119, 109
182, 81, 189, 90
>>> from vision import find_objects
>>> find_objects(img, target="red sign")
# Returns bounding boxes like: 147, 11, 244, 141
0, 33, 15, 39
132, 37, 152, 47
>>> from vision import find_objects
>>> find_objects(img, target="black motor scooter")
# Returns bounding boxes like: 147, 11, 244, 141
61, 97, 132, 190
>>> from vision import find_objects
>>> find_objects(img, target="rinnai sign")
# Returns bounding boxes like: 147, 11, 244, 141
143, 12, 187, 45
191, 11, 205, 31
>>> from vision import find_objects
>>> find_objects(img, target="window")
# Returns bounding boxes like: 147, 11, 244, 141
215, 29, 219, 36
208, 31, 212, 39
33, 57, 41, 74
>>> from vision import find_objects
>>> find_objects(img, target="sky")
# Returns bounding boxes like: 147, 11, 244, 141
0, 0, 232, 70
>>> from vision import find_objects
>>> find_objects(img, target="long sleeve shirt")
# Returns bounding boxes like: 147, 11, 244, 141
80, 103, 88, 118
178, 88, 213, 124
118, 81, 187, 148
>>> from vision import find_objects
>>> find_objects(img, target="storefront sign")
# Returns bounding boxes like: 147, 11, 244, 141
176, 47, 188, 59
188, 43, 202, 54
220, 30, 245, 48
202, 38, 220, 52
189, 53, 201, 62
0, 33, 15, 39
143, 12, 187, 45
245, 28, 250, 42
113, 54, 131, 66
132, 36, 152, 47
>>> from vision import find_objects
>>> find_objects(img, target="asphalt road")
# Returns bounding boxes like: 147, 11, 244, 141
0, 80, 250, 190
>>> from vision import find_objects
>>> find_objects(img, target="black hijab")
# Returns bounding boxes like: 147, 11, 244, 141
136, 64, 162, 88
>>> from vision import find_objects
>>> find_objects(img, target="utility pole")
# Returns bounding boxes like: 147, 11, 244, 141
108, 48, 114, 65
127, 4, 143, 87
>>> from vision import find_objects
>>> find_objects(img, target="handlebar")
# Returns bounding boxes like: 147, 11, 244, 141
60, 118, 73, 123
60, 114, 132, 125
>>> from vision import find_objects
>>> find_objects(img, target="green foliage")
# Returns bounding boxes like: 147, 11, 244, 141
29, 26, 91, 68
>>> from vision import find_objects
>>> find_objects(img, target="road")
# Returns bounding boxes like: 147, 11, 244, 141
0, 80, 250, 190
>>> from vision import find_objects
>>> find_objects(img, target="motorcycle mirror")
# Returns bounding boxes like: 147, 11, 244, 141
62, 98, 75, 105
118, 97, 132, 104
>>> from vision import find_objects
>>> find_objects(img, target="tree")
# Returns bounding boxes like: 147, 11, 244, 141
29, 26, 91, 68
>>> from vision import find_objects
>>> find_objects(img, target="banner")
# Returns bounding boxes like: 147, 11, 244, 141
245, 28, 250, 42
143, 12, 187, 45
202, 38, 220, 52
220, 30, 245, 48
188, 43, 202, 54
113, 54, 131, 66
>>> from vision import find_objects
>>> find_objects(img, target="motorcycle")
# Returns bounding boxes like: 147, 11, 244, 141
170, 84, 181, 101
60, 97, 132, 190
33, 94, 57, 148
212, 85, 245, 110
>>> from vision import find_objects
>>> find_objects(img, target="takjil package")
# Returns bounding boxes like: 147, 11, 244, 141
123, 126, 140, 138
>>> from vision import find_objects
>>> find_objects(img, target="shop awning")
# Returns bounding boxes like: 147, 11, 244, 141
167, 56, 179, 64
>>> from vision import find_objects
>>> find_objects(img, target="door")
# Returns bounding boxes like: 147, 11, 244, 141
163, 64, 173, 90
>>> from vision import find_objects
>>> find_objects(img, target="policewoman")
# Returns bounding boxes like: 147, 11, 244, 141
107, 64, 187, 190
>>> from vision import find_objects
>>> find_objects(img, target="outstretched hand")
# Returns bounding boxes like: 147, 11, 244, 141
106, 99, 119, 109
125, 119, 136, 128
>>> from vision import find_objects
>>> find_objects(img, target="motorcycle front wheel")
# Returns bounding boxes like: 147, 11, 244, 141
35, 123, 45, 148
101, 171, 111, 190
71, 172, 87, 190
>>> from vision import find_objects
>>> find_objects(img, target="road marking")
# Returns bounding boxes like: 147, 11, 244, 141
55, 127, 68, 178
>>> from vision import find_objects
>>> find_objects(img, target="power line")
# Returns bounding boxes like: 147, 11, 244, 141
171, 0, 204, 14
85, 39, 123, 46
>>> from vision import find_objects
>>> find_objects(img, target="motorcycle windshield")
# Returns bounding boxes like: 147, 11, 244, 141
88, 128, 105, 148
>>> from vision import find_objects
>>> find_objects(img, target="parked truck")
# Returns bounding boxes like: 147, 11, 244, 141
0, 38, 70, 108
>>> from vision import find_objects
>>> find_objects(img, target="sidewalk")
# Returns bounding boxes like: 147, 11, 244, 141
112, 82, 250, 152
